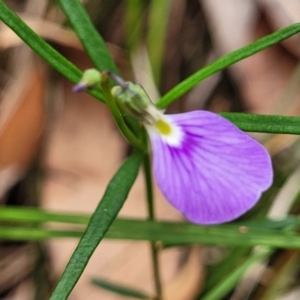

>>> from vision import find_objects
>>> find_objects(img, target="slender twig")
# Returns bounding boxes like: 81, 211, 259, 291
143, 152, 163, 300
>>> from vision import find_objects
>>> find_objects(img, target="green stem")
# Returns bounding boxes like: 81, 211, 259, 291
143, 153, 163, 300
100, 73, 145, 152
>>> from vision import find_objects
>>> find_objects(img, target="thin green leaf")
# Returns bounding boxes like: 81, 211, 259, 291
156, 23, 300, 108
221, 113, 300, 134
0, 207, 286, 227
0, 1, 104, 101
0, 226, 82, 240
91, 278, 152, 300
106, 218, 300, 249
0, 207, 90, 225
237, 217, 297, 231
57, 0, 119, 73
49, 152, 142, 300
2, 214, 300, 249
162, 215, 297, 248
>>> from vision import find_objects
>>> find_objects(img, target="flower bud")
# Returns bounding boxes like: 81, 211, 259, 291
111, 82, 159, 124
73, 69, 101, 92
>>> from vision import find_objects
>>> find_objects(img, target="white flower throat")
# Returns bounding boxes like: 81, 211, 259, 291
145, 111, 184, 147
111, 82, 184, 147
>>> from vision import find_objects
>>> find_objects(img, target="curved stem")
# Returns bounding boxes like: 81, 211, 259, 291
100, 73, 145, 152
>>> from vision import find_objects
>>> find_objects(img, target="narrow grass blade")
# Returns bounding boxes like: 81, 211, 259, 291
91, 278, 152, 299
156, 23, 300, 108
221, 113, 300, 134
0, 207, 90, 224
106, 218, 300, 249
49, 152, 142, 300
0, 226, 82, 240
1, 214, 300, 249
57, 0, 119, 73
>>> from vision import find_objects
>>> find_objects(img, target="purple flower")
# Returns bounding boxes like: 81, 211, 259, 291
145, 110, 273, 224
73, 70, 273, 225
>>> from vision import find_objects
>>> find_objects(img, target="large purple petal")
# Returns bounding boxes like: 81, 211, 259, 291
147, 111, 273, 224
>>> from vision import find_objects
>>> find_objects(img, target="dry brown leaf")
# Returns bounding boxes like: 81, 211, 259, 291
0, 16, 82, 50
0, 61, 46, 197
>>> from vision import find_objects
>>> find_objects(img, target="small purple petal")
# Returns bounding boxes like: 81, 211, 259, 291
72, 83, 86, 93
147, 111, 273, 225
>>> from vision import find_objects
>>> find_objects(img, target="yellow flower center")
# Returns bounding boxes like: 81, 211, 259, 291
154, 119, 172, 135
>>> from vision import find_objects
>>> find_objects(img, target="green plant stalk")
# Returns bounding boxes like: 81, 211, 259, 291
49, 153, 143, 300
2, 217, 300, 248
0, 227, 82, 239
143, 153, 163, 300
156, 23, 300, 108
0, 207, 90, 225
221, 113, 300, 134
100, 73, 145, 151
0, 207, 296, 228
